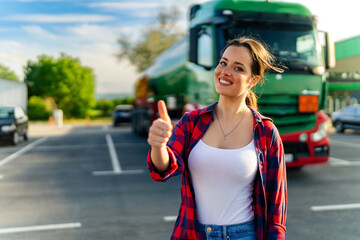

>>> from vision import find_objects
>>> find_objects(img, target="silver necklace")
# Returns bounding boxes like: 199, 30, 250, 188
214, 107, 247, 141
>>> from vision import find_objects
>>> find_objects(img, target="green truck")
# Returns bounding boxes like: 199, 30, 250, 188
132, 0, 335, 168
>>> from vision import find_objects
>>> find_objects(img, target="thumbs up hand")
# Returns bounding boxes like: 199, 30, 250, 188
147, 100, 173, 148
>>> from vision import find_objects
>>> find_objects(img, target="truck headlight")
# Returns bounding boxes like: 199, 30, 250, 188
1, 124, 16, 132
311, 122, 328, 142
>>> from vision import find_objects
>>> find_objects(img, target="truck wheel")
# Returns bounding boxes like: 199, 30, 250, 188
335, 121, 344, 133
131, 110, 138, 133
136, 113, 145, 136
290, 166, 303, 171
12, 132, 19, 145
23, 132, 28, 141
137, 119, 145, 136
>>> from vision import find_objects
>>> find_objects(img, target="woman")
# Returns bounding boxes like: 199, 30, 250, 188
147, 37, 287, 240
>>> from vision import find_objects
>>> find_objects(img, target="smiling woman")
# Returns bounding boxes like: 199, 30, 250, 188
215, 37, 284, 111
147, 36, 287, 240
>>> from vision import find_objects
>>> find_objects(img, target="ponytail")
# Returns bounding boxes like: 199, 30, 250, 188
246, 90, 258, 111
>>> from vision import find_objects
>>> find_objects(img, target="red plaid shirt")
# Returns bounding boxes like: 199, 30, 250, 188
147, 102, 287, 240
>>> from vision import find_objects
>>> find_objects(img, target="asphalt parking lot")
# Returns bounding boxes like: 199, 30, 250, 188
0, 123, 359, 239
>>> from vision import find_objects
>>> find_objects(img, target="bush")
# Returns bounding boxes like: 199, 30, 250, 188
96, 99, 114, 116
122, 96, 134, 105
112, 98, 124, 106
27, 96, 52, 120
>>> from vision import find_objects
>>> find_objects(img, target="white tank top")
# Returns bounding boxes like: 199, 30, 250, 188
188, 139, 258, 225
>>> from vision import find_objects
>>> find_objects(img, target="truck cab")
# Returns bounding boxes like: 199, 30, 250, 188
188, 0, 335, 167
133, 0, 335, 168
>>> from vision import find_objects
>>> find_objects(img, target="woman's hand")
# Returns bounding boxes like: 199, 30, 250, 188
147, 100, 173, 148
148, 100, 173, 172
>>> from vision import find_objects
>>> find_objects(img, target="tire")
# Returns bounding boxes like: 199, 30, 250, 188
12, 132, 19, 145
131, 113, 138, 134
290, 166, 303, 171
131, 109, 138, 133
23, 131, 28, 141
335, 121, 344, 133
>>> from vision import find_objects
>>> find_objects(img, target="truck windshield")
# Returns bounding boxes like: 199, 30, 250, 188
219, 22, 323, 73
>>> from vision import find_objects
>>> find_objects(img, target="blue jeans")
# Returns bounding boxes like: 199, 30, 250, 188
199, 220, 256, 240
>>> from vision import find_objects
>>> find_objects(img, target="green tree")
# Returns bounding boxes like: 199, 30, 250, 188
112, 98, 124, 106
96, 99, 114, 116
27, 96, 52, 120
24, 53, 96, 118
117, 6, 185, 72
0, 64, 19, 81
122, 96, 134, 105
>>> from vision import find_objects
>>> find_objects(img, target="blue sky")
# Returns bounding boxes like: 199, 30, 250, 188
0, 0, 358, 95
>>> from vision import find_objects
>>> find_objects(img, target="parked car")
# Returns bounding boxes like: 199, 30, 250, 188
112, 105, 132, 126
0, 105, 28, 145
331, 105, 360, 133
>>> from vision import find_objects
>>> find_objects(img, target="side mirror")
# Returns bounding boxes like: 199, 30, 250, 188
189, 26, 199, 64
324, 32, 336, 69
189, 4, 201, 20
189, 25, 213, 70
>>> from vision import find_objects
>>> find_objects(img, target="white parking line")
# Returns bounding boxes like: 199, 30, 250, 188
163, 216, 177, 222
311, 203, 360, 212
92, 134, 144, 176
106, 134, 121, 173
329, 157, 360, 166
0, 222, 82, 234
93, 169, 144, 176
0, 137, 47, 168
33, 142, 148, 150
331, 139, 360, 148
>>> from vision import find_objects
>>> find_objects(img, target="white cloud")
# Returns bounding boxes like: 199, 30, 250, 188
62, 23, 145, 45
0, 40, 40, 81
17, 0, 79, 2
88, 2, 163, 10
0, 27, 12, 32
277, 0, 359, 42
2, 14, 115, 23
0, 38, 139, 94
16, 22, 145, 50
22, 25, 58, 40
66, 24, 118, 43
133, 10, 159, 19
116, 25, 145, 41
71, 43, 139, 94
174, 20, 189, 33
0, 23, 141, 94
87, 1, 177, 19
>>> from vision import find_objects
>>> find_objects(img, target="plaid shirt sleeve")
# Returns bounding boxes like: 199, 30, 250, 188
147, 112, 191, 182
264, 121, 287, 240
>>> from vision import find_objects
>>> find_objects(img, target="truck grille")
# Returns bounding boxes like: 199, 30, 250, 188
258, 95, 316, 134
283, 142, 310, 160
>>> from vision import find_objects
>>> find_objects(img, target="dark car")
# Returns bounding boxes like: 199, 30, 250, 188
112, 105, 132, 126
0, 105, 29, 145
331, 105, 360, 133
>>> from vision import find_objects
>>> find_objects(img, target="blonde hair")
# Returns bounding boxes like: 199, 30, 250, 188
222, 36, 284, 111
